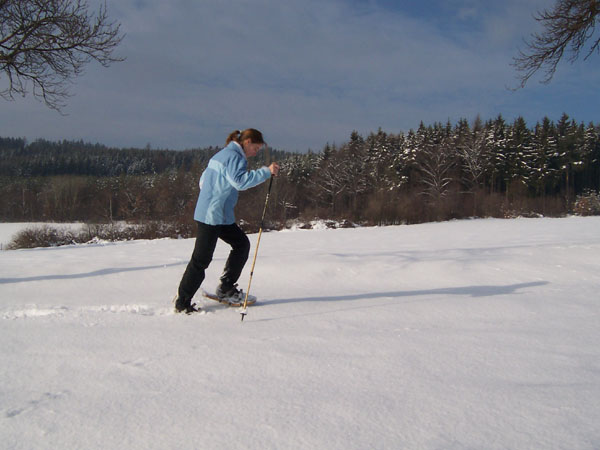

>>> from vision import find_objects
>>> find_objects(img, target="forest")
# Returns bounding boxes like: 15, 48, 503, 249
1, 113, 599, 239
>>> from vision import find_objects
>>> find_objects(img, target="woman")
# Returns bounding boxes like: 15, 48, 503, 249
174, 128, 279, 313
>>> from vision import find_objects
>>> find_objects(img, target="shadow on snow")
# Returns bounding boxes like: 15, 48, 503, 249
262, 281, 550, 305
0, 261, 186, 284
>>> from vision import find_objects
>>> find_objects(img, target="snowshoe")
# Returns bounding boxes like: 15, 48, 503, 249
202, 285, 257, 307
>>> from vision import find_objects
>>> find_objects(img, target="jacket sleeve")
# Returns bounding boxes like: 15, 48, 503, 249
224, 153, 271, 191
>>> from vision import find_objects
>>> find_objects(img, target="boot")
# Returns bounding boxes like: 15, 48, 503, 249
173, 294, 200, 314
216, 283, 245, 303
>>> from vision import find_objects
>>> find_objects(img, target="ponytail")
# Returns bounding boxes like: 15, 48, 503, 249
226, 130, 241, 144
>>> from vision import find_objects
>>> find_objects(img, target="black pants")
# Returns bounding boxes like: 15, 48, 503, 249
178, 222, 250, 302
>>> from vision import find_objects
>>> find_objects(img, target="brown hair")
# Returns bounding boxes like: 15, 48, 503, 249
226, 128, 265, 145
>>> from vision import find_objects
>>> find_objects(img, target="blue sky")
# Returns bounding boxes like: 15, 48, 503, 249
1, 0, 598, 152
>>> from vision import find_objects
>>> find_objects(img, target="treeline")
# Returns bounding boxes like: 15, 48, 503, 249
1, 113, 599, 233
269, 113, 600, 224
0, 137, 218, 177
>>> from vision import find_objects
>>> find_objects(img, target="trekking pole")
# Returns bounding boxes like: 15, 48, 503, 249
241, 176, 273, 322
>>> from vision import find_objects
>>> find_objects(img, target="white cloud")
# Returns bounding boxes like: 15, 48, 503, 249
1, 0, 598, 151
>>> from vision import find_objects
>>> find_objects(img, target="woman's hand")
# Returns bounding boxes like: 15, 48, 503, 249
268, 162, 280, 176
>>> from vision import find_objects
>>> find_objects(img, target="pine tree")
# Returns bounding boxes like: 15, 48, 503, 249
583, 123, 600, 190
556, 113, 585, 201
505, 116, 533, 197
485, 115, 509, 194
530, 117, 559, 203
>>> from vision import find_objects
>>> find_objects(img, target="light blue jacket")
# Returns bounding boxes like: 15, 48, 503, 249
194, 141, 271, 225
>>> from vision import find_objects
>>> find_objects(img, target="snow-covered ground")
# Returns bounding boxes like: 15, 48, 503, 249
1, 217, 599, 449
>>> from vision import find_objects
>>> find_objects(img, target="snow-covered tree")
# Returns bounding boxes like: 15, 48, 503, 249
456, 118, 489, 192
414, 123, 456, 202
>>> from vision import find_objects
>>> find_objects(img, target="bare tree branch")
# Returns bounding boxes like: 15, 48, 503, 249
513, 0, 600, 88
0, 0, 124, 112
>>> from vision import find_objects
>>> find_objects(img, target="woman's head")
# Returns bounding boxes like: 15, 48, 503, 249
226, 128, 265, 158
226, 128, 265, 145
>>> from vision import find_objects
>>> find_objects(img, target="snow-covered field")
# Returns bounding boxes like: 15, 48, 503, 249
1, 217, 599, 449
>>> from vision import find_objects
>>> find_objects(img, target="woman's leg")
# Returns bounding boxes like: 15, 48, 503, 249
217, 223, 250, 290
178, 222, 219, 303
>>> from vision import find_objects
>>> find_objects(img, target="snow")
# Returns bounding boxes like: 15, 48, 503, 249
1, 217, 600, 449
